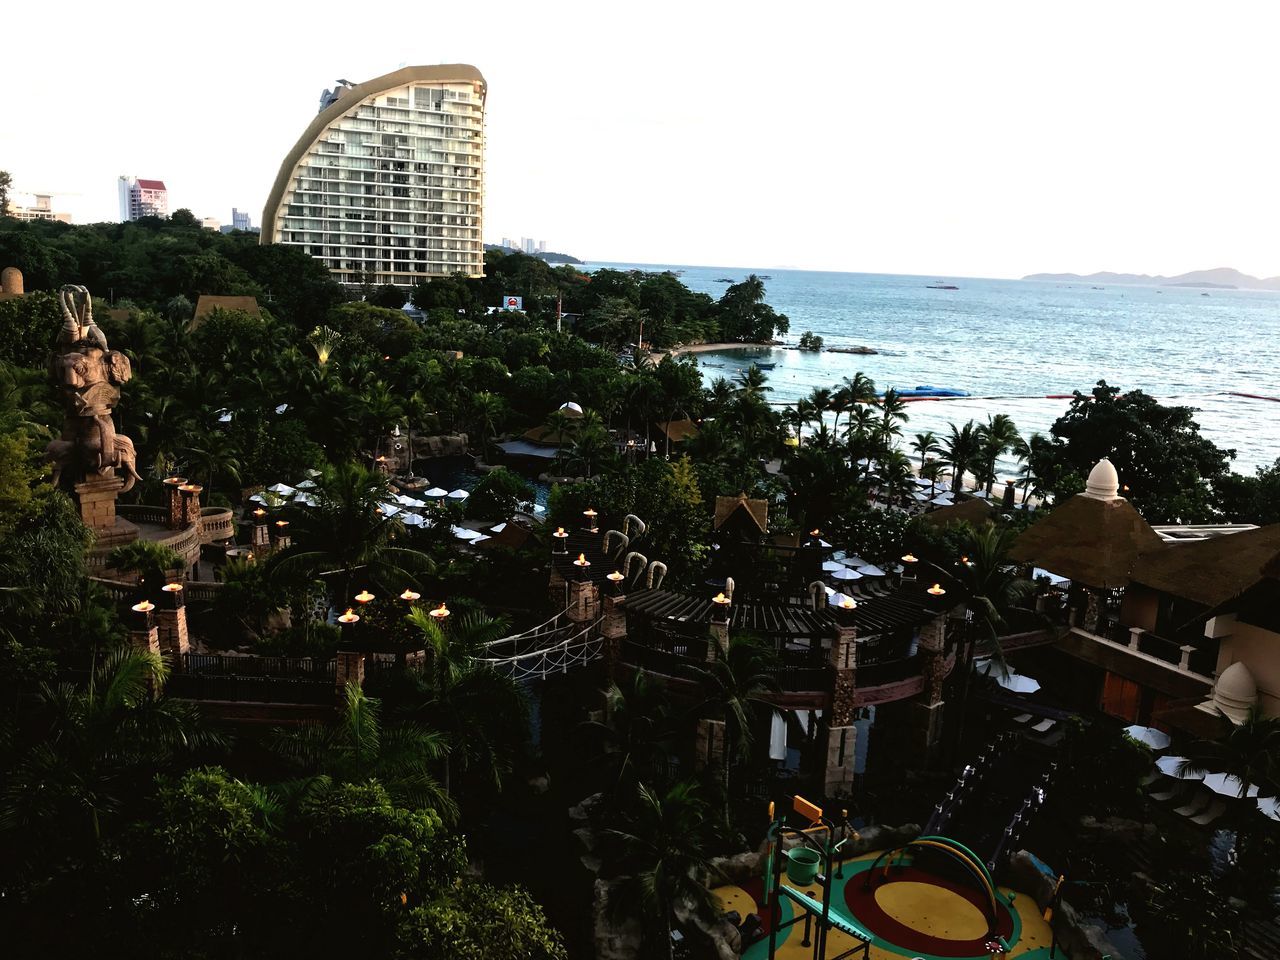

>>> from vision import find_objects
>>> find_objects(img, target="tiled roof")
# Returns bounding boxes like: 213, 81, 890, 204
136, 179, 166, 191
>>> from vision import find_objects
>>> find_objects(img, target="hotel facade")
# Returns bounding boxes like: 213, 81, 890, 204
262, 64, 487, 286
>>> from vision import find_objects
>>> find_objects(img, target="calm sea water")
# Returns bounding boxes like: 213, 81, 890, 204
584, 262, 1280, 472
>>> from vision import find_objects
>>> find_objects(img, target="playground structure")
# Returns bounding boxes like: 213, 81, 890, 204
716, 771, 1061, 960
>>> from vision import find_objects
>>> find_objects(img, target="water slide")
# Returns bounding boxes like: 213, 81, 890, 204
778, 885, 874, 944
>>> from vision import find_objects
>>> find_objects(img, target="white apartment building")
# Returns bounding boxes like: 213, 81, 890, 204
118, 177, 169, 221
7, 192, 71, 223
262, 64, 486, 285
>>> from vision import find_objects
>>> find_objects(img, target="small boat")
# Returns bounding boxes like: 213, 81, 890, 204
893, 385, 970, 398
755, 362, 776, 370
925, 282, 959, 290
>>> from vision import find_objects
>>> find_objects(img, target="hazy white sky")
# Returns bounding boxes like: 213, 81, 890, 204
5, 1, 1280, 277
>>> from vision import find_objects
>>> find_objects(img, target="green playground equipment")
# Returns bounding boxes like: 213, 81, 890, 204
764, 796, 869, 960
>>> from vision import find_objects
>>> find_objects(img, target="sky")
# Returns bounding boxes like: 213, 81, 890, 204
4, 1, 1280, 278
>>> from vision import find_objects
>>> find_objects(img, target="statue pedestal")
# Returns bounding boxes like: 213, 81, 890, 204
75, 476, 138, 547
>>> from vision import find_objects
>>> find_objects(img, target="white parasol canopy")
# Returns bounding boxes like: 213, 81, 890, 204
396, 494, 426, 507
267, 483, 295, 494
1155, 756, 1204, 780
975, 657, 1041, 694
400, 513, 426, 527
1124, 725, 1171, 751
447, 488, 470, 500
1202, 772, 1261, 798
830, 567, 863, 581
857, 564, 887, 577
423, 487, 448, 498
821, 560, 845, 572
1256, 796, 1280, 821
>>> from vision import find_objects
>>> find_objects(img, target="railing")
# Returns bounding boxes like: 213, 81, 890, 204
856, 653, 923, 688
182, 653, 335, 679
617, 639, 831, 693
168, 673, 334, 705
200, 508, 235, 542
117, 504, 170, 526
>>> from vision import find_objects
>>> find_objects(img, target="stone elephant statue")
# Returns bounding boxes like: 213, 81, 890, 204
47, 416, 142, 492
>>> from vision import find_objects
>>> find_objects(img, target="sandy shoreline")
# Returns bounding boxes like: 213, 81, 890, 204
651, 341, 779, 361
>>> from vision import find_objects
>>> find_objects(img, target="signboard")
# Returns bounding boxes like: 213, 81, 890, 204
502, 295, 523, 311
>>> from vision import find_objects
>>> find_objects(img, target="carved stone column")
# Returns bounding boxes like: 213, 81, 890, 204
163, 477, 187, 530
823, 613, 859, 797
567, 580, 599, 624
178, 483, 203, 532
335, 651, 366, 694
601, 593, 628, 682
156, 583, 190, 663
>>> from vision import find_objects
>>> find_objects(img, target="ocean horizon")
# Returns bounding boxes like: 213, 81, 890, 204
582, 261, 1280, 473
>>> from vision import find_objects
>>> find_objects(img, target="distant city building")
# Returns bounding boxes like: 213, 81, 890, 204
6, 192, 71, 223
232, 208, 252, 231
538, 239, 546, 254
118, 176, 168, 221
201, 216, 221, 231
262, 64, 487, 286
501, 237, 515, 249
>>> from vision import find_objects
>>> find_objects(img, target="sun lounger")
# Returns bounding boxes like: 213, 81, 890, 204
1013, 713, 1033, 725
1148, 779, 1184, 802
1174, 790, 1212, 818
1030, 718, 1056, 734
1191, 799, 1227, 826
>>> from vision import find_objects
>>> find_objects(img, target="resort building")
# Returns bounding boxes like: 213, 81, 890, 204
118, 176, 168, 221
1009, 458, 1280, 734
261, 64, 487, 287
6, 192, 72, 223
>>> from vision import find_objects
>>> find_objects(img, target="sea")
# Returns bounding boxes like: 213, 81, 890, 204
582, 262, 1280, 474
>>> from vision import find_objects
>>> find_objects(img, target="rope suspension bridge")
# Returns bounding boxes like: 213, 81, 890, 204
474, 607, 604, 682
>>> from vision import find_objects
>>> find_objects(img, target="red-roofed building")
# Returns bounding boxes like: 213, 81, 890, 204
118, 175, 169, 221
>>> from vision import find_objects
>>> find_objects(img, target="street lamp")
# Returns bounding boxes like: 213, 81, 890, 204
711, 590, 731, 623
901, 553, 919, 582
354, 589, 375, 605
583, 507, 599, 533
399, 588, 421, 603
606, 570, 625, 594
428, 602, 450, 621
552, 526, 569, 554
337, 608, 360, 624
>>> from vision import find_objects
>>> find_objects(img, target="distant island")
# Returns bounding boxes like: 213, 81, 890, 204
484, 244, 583, 265
1022, 266, 1280, 291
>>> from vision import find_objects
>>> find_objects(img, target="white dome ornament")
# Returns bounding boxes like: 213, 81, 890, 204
1213, 661, 1258, 725
1083, 458, 1121, 500
558, 401, 584, 418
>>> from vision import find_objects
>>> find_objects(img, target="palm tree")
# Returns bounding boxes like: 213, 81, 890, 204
975, 414, 1021, 497
0, 646, 218, 851
733, 363, 771, 400
920, 457, 946, 499
396, 607, 529, 801
267, 462, 433, 609
1180, 708, 1280, 795
580, 669, 675, 792
681, 636, 779, 827
467, 391, 506, 451
604, 781, 723, 960
270, 681, 455, 820
805, 387, 833, 427
955, 524, 1035, 662
940, 420, 980, 493
912, 431, 941, 474
877, 449, 915, 507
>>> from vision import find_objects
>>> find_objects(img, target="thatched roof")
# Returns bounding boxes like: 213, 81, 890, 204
656, 418, 699, 442
521, 425, 569, 447
474, 523, 532, 551
1131, 524, 1280, 608
920, 498, 993, 528
191, 295, 261, 328
714, 493, 767, 533
1009, 494, 1164, 588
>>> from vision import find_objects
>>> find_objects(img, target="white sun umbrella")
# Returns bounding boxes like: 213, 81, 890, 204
296, 479, 317, 490
396, 494, 425, 507
1155, 756, 1204, 780
843, 554, 867, 567
857, 563, 887, 577
828, 592, 856, 607
975, 657, 1041, 694
912, 491, 932, 502
274, 403, 289, 414
831, 550, 848, 561
1202, 772, 1261, 799
821, 560, 845, 572
293, 492, 318, 506
971, 489, 990, 499
912, 475, 933, 486
400, 512, 426, 527
830, 567, 863, 581
532, 503, 546, 514
249, 493, 269, 505
1124, 725, 1172, 751
818, 538, 832, 548
447, 488, 470, 500
931, 494, 954, 505
423, 487, 448, 498
379, 503, 401, 517
1256, 796, 1280, 821
267, 483, 295, 495
304, 468, 321, 478
490, 522, 507, 533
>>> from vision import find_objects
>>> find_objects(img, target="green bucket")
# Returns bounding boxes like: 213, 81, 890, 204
785, 847, 822, 885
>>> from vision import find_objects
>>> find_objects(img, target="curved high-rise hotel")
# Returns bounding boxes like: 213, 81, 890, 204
262, 64, 486, 285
